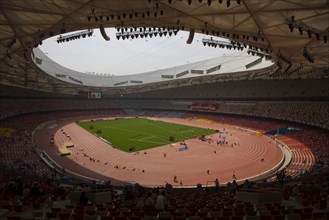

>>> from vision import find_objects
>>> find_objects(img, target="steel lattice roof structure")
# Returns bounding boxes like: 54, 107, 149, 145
0, 0, 328, 94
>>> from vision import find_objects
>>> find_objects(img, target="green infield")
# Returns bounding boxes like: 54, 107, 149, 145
76, 118, 216, 152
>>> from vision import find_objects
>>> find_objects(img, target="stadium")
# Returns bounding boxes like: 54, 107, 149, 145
0, 0, 329, 220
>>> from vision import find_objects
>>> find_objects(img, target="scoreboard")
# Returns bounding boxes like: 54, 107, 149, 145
89, 92, 102, 99
78, 91, 102, 99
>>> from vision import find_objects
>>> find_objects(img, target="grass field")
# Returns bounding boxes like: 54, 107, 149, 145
76, 118, 216, 152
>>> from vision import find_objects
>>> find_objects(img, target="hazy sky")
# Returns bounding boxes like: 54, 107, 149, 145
40, 28, 233, 76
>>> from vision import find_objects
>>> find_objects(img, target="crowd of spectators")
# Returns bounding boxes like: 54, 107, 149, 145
0, 114, 53, 178
1, 98, 328, 128
0, 99, 121, 120
213, 102, 329, 129
1, 169, 328, 220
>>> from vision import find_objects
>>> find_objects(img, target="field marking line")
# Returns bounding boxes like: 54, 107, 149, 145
130, 134, 168, 145
129, 138, 167, 145
102, 124, 170, 141
135, 134, 157, 141
178, 129, 200, 137
142, 119, 188, 139
89, 122, 171, 148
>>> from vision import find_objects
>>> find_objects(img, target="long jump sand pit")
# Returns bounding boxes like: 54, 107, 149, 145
34, 117, 283, 187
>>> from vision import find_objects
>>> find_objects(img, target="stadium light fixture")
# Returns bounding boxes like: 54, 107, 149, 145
56, 29, 93, 43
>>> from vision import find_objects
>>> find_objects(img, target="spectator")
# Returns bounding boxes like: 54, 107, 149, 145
155, 190, 166, 210
79, 191, 89, 204
135, 193, 145, 209
144, 192, 155, 210
22, 184, 30, 198
215, 178, 220, 191
31, 182, 41, 195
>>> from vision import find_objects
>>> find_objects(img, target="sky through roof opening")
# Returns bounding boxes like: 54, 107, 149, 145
39, 28, 233, 76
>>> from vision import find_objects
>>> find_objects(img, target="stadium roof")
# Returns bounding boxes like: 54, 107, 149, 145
0, 0, 328, 93
33, 47, 272, 87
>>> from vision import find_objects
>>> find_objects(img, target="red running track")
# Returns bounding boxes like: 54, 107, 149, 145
34, 117, 283, 187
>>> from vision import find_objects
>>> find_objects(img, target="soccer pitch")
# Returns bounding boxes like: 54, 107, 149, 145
76, 118, 216, 152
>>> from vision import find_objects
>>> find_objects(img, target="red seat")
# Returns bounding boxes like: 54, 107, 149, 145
100, 216, 113, 220
283, 209, 292, 214
271, 210, 282, 215
51, 207, 61, 213
46, 212, 57, 218
222, 211, 232, 216
65, 205, 74, 209
114, 217, 127, 220
202, 217, 215, 220
32, 202, 41, 209
303, 208, 313, 213
74, 208, 85, 215
98, 207, 107, 211
86, 210, 96, 215
300, 213, 312, 220
313, 212, 325, 220
273, 215, 285, 220
293, 208, 302, 213
197, 212, 208, 217
72, 214, 84, 220
59, 213, 71, 220
13, 205, 24, 212
133, 211, 145, 217
3, 204, 12, 211
245, 210, 256, 216
173, 212, 184, 217
259, 216, 272, 220
109, 210, 120, 217
7, 217, 21, 220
